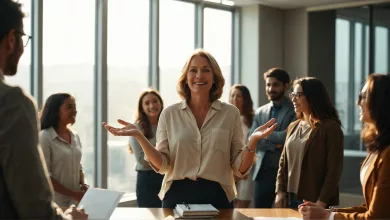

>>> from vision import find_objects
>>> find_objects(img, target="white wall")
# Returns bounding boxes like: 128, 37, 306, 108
240, 4, 285, 108
284, 9, 309, 80
258, 5, 285, 106
241, 5, 261, 107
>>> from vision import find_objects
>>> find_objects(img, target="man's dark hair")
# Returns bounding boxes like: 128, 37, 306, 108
0, 0, 25, 41
263, 68, 290, 85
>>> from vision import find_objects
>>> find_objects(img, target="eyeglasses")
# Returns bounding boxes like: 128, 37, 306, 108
16, 30, 32, 47
289, 92, 305, 99
358, 92, 366, 103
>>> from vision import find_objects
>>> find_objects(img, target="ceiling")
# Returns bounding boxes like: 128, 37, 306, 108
231, 0, 384, 8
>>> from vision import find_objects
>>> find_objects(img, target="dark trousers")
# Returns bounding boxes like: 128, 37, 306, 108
162, 178, 233, 209
136, 170, 164, 208
254, 166, 278, 208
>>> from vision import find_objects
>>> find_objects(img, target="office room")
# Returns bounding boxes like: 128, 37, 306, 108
1, 0, 390, 219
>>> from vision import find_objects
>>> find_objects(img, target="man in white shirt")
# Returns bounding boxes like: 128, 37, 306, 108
0, 0, 87, 219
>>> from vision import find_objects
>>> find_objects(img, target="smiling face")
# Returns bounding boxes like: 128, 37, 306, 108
141, 93, 162, 119
186, 55, 214, 97
291, 84, 310, 115
265, 77, 286, 102
58, 97, 77, 126
357, 83, 373, 124
229, 88, 244, 112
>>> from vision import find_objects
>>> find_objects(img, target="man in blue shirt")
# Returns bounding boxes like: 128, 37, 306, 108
249, 68, 296, 208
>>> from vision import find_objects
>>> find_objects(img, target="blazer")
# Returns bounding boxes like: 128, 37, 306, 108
334, 146, 390, 219
276, 119, 344, 206
0, 79, 62, 219
250, 97, 296, 180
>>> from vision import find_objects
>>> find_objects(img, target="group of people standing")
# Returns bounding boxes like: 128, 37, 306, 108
1, 1, 390, 219
100, 46, 343, 212
111, 49, 390, 220
27, 45, 390, 220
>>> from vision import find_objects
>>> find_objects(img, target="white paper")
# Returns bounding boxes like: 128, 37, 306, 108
253, 217, 301, 220
78, 188, 124, 220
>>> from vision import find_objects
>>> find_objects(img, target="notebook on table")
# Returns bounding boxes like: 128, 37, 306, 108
174, 204, 219, 218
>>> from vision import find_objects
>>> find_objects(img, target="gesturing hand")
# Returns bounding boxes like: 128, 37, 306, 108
102, 119, 141, 137
64, 205, 88, 220
250, 118, 278, 142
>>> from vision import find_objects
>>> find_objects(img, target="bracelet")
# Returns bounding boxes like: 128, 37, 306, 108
245, 146, 256, 153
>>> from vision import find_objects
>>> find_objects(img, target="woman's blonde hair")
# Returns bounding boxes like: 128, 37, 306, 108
176, 49, 225, 102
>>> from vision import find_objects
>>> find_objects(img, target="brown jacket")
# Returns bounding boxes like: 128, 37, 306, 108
334, 146, 390, 219
276, 119, 344, 206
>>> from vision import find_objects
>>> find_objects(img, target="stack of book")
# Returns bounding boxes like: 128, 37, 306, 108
174, 204, 219, 219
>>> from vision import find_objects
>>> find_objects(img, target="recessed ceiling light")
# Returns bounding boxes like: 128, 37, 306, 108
204, 0, 221, 3
222, 0, 234, 6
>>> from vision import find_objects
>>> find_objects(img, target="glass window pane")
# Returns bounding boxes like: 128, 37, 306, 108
354, 22, 363, 132
159, 0, 194, 106
107, 0, 149, 193
365, 25, 369, 76
43, 0, 95, 185
204, 8, 232, 102
5, 0, 31, 92
375, 26, 388, 73
335, 18, 350, 134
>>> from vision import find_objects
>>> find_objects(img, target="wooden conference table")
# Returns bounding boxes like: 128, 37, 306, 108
110, 208, 301, 219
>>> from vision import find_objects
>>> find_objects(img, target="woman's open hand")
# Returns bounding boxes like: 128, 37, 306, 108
250, 118, 278, 142
102, 119, 141, 137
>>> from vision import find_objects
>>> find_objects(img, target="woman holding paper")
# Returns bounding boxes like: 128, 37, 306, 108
299, 73, 390, 220
275, 77, 343, 209
103, 49, 277, 208
129, 89, 164, 207
39, 93, 88, 207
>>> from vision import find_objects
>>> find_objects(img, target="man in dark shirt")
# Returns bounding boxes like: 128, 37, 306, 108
0, 0, 87, 219
249, 68, 296, 208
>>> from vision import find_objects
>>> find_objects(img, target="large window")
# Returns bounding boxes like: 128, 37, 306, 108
5, 0, 31, 92
42, 0, 95, 184
335, 5, 389, 151
107, 0, 149, 193
15, 0, 237, 193
204, 8, 232, 102
159, 0, 194, 106
335, 18, 369, 151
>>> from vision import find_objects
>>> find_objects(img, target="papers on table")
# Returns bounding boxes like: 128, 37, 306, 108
78, 188, 124, 220
174, 204, 219, 219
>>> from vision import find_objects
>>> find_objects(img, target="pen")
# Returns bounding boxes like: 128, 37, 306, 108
183, 202, 191, 210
